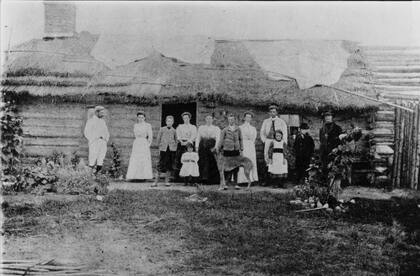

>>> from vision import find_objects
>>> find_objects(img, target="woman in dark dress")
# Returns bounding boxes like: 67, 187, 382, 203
195, 114, 221, 184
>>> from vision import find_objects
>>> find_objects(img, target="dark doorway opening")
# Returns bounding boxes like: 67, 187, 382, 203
161, 102, 197, 128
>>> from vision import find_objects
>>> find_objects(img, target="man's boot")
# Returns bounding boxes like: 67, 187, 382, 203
165, 172, 171, 187
152, 172, 160, 187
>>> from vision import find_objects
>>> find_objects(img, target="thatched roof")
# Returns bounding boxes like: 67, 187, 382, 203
3, 31, 108, 78
2, 35, 379, 113
91, 51, 378, 112
91, 51, 302, 108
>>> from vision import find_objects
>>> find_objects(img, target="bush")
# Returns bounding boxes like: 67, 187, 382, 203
1, 91, 23, 175
2, 163, 58, 195
55, 166, 109, 195
108, 142, 122, 178
1, 152, 110, 195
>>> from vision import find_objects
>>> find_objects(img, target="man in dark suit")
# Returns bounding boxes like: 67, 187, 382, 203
294, 123, 315, 184
319, 111, 343, 175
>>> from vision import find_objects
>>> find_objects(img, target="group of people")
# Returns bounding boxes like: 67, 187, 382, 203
84, 104, 343, 188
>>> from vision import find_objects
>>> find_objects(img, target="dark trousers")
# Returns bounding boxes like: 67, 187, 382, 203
224, 168, 239, 184
158, 148, 176, 173
295, 157, 311, 183
222, 150, 240, 184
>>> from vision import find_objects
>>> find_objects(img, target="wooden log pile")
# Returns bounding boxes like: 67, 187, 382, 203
1, 259, 112, 276
371, 107, 395, 187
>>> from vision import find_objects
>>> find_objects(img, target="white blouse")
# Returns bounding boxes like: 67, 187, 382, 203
196, 124, 221, 147
239, 122, 257, 142
176, 124, 197, 143
134, 122, 153, 145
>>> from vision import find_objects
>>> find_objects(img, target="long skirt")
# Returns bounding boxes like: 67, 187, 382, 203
268, 152, 288, 178
237, 140, 259, 183
198, 138, 220, 184
126, 137, 153, 180
175, 143, 188, 179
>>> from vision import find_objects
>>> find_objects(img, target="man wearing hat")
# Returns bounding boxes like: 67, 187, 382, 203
319, 110, 342, 174
294, 122, 315, 183
84, 105, 110, 174
260, 104, 288, 176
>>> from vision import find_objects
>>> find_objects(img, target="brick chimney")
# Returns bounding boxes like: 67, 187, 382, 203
44, 2, 76, 38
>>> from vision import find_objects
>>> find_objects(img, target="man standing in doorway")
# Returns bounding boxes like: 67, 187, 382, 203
84, 106, 110, 174
319, 110, 342, 176
260, 104, 288, 185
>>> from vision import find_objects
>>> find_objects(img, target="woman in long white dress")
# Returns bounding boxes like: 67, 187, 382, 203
238, 111, 259, 183
126, 111, 154, 180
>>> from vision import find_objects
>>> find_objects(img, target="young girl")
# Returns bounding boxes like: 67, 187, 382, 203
266, 130, 288, 185
179, 143, 200, 185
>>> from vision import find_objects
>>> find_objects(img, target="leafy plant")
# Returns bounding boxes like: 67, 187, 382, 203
108, 142, 122, 178
2, 164, 58, 194
2, 150, 110, 195
1, 91, 23, 175
55, 166, 109, 195
70, 151, 81, 168
294, 126, 372, 204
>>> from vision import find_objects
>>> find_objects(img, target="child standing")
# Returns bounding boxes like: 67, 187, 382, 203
294, 123, 315, 184
266, 130, 288, 187
179, 143, 200, 185
152, 115, 177, 187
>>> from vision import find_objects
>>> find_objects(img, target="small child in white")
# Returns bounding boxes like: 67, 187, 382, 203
266, 130, 288, 187
179, 143, 199, 185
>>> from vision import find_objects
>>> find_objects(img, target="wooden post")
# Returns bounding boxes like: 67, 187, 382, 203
408, 103, 415, 188
403, 105, 411, 188
412, 103, 420, 190
396, 102, 405, 188
402, 105, 411, 188
392, 106, 400, 188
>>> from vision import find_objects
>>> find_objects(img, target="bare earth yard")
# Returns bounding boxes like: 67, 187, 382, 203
2, 188, 420, 275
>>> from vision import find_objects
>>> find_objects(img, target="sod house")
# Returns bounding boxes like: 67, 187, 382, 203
2, 34, 380, 182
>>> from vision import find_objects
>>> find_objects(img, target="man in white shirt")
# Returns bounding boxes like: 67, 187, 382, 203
84, 106, 110, 174
260, 104, 288, 167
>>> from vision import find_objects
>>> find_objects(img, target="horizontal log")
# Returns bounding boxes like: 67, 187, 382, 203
375, 111, 395, 121
22, 126, 83, 137
364, 48, 420, 55
374, 84, 420, 91
375, 145, 394, 155
374, 121, 395, 129
22, 145, 80, 156
372, 141, 394, 147
376, 79, 420, 86
23, 137, 82, 147
372, 128, 394, 137
370, 61, 420, 67
22, 119, 82, 128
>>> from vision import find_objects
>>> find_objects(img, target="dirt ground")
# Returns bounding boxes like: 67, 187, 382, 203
2, 186, 420, 275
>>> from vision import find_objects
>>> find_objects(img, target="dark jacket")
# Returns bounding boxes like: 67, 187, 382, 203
294, 133, 315, 161
319, 122, 342, 155
217, 126, 243, 152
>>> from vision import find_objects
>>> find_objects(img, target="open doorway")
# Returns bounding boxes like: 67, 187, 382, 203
161, 102, 197, 128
